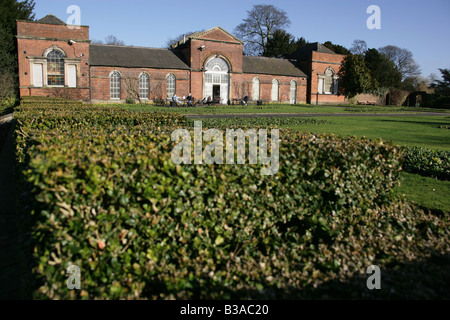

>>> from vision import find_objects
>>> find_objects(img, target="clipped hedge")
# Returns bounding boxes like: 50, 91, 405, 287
195, 117, 327, 129
402, 146, 450, 180
15, 104, 450, 299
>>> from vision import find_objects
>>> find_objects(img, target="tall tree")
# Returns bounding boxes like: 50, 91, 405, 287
104, 35, 125, 46
364, 48, 401, 89
378, 45, 421, 80
339, 54, 376, 98
262, 29, 306, 58
0, 0, 35, 33
350, 39, 368, 56
323, 41, 351, 56
234, 4, 290, 56
433, 68, 450, 94
92, 35, 126, 46
0, 0, 35, 98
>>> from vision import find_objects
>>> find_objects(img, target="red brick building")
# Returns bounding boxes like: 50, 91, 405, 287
17, 15, 345, 105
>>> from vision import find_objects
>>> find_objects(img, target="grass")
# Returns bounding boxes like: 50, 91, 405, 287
287, 115, 450, 151
117, 103, 450, 115
396, 172, 450, 214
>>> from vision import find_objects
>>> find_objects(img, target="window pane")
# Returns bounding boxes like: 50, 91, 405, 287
167, 74, 176, 97
139, 73, 149, 99
47, 49, 65, 86
110, 71, 121, 99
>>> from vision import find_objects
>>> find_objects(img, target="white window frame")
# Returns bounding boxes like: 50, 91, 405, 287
110, 71, 121, 100
45, 48, 66, 87
139, 73, 150, 100
166, 73, 176, 98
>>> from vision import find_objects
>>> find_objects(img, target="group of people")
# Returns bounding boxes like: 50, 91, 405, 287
172, 93, 195, 107
171, 94, 249, 107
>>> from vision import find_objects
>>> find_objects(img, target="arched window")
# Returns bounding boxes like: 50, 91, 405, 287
324, 68, 334, 94
46, 49, 65, 86
290, 80, 297, 104
139, 73, 150, 99
166, 73, 176, 98
271, 79, 279, 101
110, 71, 121, 99
252, 77, 260, 101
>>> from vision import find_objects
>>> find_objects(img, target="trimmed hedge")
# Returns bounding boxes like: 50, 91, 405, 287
194, 117, 327, 128
15, 104, 450, 299
402, 146, 450, 180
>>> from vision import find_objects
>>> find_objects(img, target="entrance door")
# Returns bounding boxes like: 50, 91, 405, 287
204, 57, 229, 104
213, 85, 220, 102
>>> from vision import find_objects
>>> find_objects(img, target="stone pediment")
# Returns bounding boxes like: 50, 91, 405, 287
190, 27, 243, 44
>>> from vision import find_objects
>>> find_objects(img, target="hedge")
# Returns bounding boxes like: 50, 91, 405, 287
15, 104, 450, 299
401, 146, 450, 180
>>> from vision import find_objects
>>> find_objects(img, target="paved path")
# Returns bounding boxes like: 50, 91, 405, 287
185, 112, 450, 119
0, 118, 21, 299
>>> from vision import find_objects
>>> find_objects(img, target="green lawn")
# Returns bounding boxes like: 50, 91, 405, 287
288, 115, 450, 151
396, 172, 450, 214
118, 103, 450, 115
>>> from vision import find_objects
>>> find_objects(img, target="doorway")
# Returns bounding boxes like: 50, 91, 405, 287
213, 85, 220, 102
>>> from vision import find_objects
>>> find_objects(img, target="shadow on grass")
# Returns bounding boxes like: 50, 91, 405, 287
378, 119, 450, 127
183, 252, 450, 300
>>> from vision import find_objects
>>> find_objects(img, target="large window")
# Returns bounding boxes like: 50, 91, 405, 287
271, 79, 279, 101
47, 49, 65, 86
166, 73, 176, 98
252, 77, 260, 101
139, 73, 150, 99
110, 71, 121, 99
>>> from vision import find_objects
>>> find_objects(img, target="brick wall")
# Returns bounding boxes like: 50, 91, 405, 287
17, 20, 90, 100
308, 51, 346, 105
90, 67, 190, 101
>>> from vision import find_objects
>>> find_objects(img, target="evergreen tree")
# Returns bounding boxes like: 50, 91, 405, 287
262, 29, 307, 58
0, 0, 35, 98
323, 41, 351, 56
364, 48, 402, 89
339, 54, 376, 98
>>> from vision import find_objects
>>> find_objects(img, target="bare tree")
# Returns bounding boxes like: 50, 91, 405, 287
150, 79, 164, 103
232, 81, 250, 101
234, 4, 290, 56
378, 45, 421, 80
122, 77, 141, 103
104, 35, 125, 46
350, 39, 367, 56
91, 35, 125, 46
166, 30, 205, 48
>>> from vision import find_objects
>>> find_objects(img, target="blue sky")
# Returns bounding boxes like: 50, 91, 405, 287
33, 0, 450, 78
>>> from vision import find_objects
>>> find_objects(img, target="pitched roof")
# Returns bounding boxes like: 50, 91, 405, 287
89, 44, 190, 70
37, 14, 66, 25
288, 42, 337, 61
243, 56, 307, 77
171, 26, 243, 48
